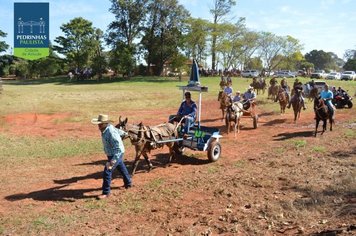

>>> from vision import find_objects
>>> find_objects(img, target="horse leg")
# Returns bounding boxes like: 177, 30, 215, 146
167, 143, 175, 164
131, 150, 142, 175
315, 119, 319, 137
142, 151, 153, 172
329, 117, 333, 131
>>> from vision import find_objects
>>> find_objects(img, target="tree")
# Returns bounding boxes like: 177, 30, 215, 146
343, 59, 356, 71
184, 17, 210, 64
0, 30, 9, 53
106, 0, 147, 76
141, 0, 189, 75
54, 17, 97, 70
210, 0, 236, 70
214, 18, 246, 69
258, 32, 285, 71
91, 29, 107, 79
304, 50, 332, 70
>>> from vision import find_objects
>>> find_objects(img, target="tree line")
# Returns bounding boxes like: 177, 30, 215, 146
1, 0, 355, 79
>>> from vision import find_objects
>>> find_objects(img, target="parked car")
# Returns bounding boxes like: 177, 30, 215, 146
241, 70, 259, 78
326, 72, 341, 80
275, 71, 296, 78
310, 70, 326, 79
340, 71, 356, 81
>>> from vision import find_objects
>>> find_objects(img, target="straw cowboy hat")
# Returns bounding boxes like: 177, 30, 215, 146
91, 114, 113, 125
248, 85, 254, 90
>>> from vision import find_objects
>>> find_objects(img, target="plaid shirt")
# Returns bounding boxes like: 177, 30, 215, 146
101, 124, 127, 162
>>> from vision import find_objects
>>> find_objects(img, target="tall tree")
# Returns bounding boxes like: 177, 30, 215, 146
215, 18, 246, 69
141, 0, 189, 75
54, 17, 96, 70
258, 32, 285, 71
106, 0, 147, 76
305, 50, 332, 70
0, 30, 9, 53
184, 17, 210, 64
210, 0, 236, 70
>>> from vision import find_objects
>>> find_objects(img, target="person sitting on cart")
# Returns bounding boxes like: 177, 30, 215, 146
242, 86, 256, 110
171, 91, 197, 135
233, 91, 242, 103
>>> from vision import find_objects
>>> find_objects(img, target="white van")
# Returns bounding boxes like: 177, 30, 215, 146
241, 70, 259, 78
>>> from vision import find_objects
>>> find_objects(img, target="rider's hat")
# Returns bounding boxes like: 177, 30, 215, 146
248, 86, 253, 90
91, 114, 112, 125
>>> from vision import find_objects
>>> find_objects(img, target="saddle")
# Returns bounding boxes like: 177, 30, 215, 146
144, 123, 176, 142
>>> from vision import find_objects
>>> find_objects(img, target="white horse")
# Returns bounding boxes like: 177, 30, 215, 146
225, 101, 244, 137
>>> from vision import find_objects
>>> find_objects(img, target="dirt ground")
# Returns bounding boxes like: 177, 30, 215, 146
0, 98, 355, 235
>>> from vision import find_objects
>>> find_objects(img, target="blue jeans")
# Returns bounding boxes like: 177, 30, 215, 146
183, 116, 195, 134
102, 153, 132, 195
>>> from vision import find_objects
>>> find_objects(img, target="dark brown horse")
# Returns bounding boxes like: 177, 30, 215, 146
218, 92, 232, 121
314, 98, 333, 136
116, 117, 179, 175
291, 89, 303, 122
277, 89, 288, 114
308, 87, 318, 101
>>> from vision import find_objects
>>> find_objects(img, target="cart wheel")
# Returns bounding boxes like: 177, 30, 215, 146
207, 140, 221, 162
253, 115, 258, 129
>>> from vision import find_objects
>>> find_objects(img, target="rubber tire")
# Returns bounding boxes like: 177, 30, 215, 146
207, 140, 221, 162
253, 115, 258, 129
347, 100, 353, 109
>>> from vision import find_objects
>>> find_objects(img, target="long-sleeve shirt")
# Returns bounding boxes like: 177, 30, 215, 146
178, 100, 197, 120
101, 124, 127, 162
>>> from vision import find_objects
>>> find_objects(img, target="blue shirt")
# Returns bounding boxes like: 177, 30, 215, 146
244, 91, 256, 100
101, 124, 127, 162
178, 100, 197, 120
320, 90, 333, 106
224, 86, 233, 95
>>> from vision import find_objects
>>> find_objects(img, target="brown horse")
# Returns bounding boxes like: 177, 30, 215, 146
308, 87, 318, 101
277, 89, 288, 114
291, 89, 303, 122
268, 83, 279, 101
314, 98, 333, 136
116, 117, 180, 175
218, 92, 232, 120
225, 102, 244, 137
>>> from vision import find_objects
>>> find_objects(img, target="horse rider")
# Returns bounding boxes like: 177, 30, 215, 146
171, 91, 197, 136
242, 86, 256, 110
292, 78, 300, 92
287, 81, 307, 110
219, 76, 227, 90
280, 78, 290, 102
223, 83, 234, 97
226, 76, 232, 86
309, 79, 315, 89
320, 84, 335, 119
269, 77, 277, 86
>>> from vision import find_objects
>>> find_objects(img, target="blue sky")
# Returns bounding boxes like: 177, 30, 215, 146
1, 0, 355, 59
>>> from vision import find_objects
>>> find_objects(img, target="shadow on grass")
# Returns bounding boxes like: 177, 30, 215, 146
4, 76, 182, 86
273, 131, 314, 140
331, 146, 356, 159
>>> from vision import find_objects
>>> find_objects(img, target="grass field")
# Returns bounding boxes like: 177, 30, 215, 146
0, 75, 355, 160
